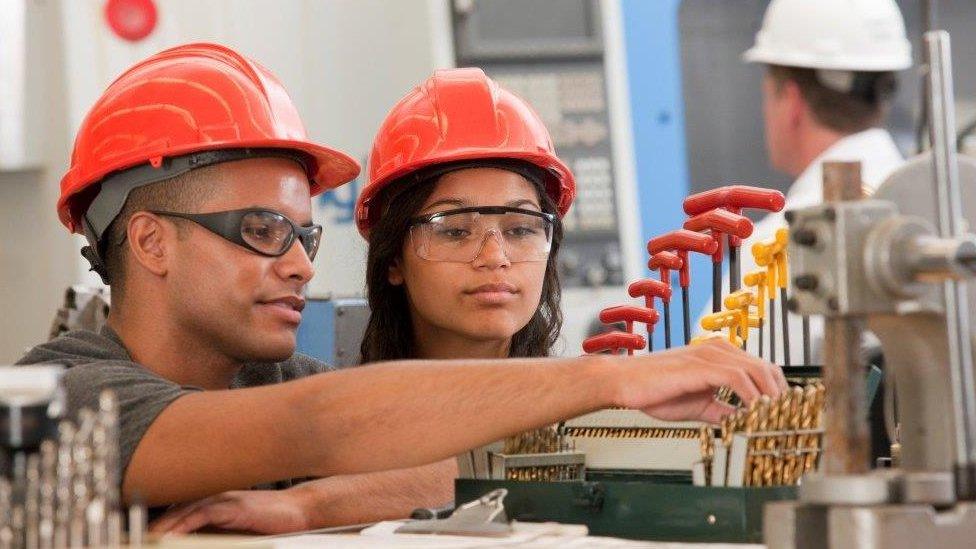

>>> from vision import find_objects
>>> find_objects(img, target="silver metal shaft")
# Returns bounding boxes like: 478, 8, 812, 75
925, 31, 976, 489
821, 161, 872, 474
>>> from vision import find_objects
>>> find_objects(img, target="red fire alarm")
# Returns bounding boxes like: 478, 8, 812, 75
104, 0, 158, 42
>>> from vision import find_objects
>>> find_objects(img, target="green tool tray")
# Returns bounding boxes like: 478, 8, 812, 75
456, 478, 796, 543
453, 365, 882, 543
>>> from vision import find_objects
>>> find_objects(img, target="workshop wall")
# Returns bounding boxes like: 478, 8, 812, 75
0, 0, 453, 362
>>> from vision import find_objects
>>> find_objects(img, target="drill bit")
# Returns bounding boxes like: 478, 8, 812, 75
765, 390, 790, 486
127, 500, 146, 547
743, 399, 761, 486
804, 383, 826, 473
85, 498, 105, 548
796, 385, 818, 479
10, 506, 24, 549
53, 422, 74, 549
38, 441, 55, 549
97, 392, 123, 549
753, 396, 772, 486
761, 396, 780, 486
699, 425, 714, 486
25, 454, 40, 549
780, 287, 791, 367
0, 477, 12, 549
802, 315, 811, 365
774, 389, 793, 485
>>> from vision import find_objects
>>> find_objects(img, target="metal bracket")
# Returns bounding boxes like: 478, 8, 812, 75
395, 488, 513, 537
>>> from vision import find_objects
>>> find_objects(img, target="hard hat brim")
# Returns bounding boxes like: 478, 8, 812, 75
58, 140, 360, 233
742, 46, 912, 72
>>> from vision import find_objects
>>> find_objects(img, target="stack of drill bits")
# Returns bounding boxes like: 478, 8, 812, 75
505, 464, 583, 482
495, 424, 584, 482
562, 426, 700, 439
716, 383, 827, 487
0, 390, 131, 549
784, 385, 813, 484
502, 425, 565, 455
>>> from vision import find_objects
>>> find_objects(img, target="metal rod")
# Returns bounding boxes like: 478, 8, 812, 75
926, 30, 976, 495
915, 0, 939, 153
730, 242, 741, 293
682, 287, 692, 345
648, 327, 654, 352
712, 262, 722, 313
662, 301, 672, 349
769, 297, 777, 364
823, 316, 871, 473
802, 316, 811, 365
758, 320, 765, 360
821, 160, 872, 474
780, 288, 791, 367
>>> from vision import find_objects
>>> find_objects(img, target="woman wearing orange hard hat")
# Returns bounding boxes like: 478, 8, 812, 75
356, 67, 576, 364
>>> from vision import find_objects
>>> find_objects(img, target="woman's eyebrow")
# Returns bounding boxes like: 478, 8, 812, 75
420, 198, 466, 212
420, 197, 541, 212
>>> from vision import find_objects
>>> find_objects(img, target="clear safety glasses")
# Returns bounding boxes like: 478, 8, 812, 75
408, 206, 555, 263
151, 208, 323, 260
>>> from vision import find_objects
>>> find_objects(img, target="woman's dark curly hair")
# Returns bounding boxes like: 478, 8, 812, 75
359, 163, 564, 363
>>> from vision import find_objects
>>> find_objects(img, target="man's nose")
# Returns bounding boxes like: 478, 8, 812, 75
274, 238, 315, 282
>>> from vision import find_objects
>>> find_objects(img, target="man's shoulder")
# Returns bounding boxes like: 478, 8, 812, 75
16, 329, 129, 367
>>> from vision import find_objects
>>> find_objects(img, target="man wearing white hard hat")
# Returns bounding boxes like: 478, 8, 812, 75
698, 0, 912, 364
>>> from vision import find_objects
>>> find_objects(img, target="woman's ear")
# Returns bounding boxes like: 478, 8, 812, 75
388, 258, 404, 286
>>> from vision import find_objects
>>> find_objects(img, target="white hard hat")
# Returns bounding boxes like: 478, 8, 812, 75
743, 0, 912, 71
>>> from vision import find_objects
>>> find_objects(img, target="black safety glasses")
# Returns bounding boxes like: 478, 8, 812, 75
150, 208, 323, 261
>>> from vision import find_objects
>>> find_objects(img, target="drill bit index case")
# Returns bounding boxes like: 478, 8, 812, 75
455, 366, 881, 543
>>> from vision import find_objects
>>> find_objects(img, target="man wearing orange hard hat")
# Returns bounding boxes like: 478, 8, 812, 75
18, 43, 784, 532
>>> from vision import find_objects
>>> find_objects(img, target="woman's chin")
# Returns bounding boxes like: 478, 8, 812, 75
458, 318, 525, 342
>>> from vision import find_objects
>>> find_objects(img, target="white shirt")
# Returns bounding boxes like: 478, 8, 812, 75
694, 128, 905, 364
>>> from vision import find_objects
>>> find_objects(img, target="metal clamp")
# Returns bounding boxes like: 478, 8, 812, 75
395, 488, 513, 537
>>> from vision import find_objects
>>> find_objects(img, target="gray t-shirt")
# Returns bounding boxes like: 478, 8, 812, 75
16, 326, 333, 498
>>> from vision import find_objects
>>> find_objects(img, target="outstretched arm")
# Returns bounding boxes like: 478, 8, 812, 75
126, 340, 784, 505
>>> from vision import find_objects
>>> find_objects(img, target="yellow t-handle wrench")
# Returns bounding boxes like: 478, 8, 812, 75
752, 228, 789, 365
743, 270, 768, 360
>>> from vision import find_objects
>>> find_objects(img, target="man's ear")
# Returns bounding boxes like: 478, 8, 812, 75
388, 258, 404, 286
784, 80, 806, 128
126, 212, 171, 277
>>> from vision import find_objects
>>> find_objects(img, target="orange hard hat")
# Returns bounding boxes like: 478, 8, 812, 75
355, 67, 575, 237
57, 42, 360, 235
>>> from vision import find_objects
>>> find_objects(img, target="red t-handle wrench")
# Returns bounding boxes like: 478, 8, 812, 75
647, 230, 717, 344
